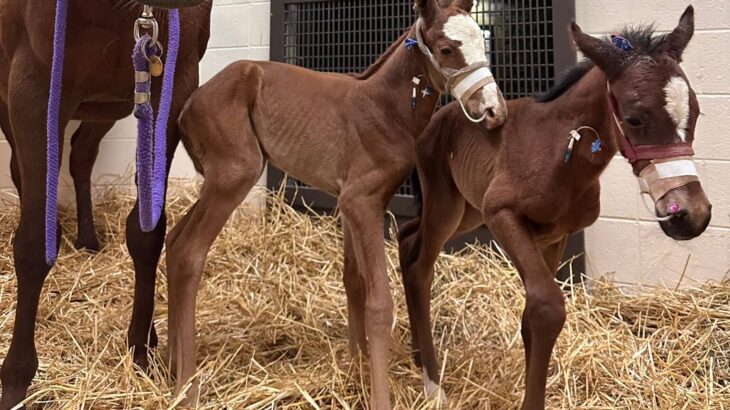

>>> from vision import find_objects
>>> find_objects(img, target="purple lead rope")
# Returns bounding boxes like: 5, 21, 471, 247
46, 0, 68, 265
134, 9, 180, 232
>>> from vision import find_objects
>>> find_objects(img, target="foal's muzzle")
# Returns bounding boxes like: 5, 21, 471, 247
656, 182, 712, 241
639, 158, 712, 240
137, 0, 205, 8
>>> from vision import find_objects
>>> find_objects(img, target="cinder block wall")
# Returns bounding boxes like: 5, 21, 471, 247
0, 0, 271, 205
577, 1, 730, 287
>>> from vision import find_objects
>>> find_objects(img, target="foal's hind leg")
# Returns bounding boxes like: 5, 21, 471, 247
167, 159, 263, 405
69, 121, 115, 251
398, 183, 466, 401
342, 218, 368, 356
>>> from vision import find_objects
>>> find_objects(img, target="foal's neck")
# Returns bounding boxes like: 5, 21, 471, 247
551, 66, 622, 174
359, 24, 441, 137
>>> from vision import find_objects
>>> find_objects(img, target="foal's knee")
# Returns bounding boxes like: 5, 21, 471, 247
525, 287, 565, 339
365, 294, 395, 335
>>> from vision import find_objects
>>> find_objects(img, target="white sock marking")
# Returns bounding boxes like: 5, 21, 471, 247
422, 367, 448, 404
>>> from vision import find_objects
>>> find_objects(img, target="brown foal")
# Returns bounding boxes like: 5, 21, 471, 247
167, 0, 506, 407
0, 1, 210, 408
398, 6, 711, 409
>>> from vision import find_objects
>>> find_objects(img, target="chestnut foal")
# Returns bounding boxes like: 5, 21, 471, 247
0, 1, 209, 408
398, 6, 711, 409
166, 0, 506, 407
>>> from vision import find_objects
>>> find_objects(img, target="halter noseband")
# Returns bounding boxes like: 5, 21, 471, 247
414, 19, 496, 123
606, 83, 699, 207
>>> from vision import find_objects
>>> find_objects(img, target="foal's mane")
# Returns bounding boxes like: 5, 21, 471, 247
535, 24, 670, 103
350, 29, 411, 80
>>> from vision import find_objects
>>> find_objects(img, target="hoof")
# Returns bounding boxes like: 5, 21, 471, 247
173, 381, 200, 408
423, 368, 448, 406
348, 338, 369, 359
0, 387, 28, 410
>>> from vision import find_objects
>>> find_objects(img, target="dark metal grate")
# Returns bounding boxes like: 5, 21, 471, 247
279, 0, 556, 196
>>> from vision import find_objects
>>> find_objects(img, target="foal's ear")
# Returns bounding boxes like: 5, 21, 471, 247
570, 22, 626, 79
452, 0, 474, 12
660, 5, 694, 62
415, 0, 440, 21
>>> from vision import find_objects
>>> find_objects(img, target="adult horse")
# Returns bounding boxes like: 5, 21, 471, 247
0, 1, 210, 408
398, 6, 711, 409
166, 0, 507, 407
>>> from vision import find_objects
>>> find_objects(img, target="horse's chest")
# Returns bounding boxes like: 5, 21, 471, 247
528, 183, 602, 240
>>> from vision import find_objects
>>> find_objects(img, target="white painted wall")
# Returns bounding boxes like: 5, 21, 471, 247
578, 1, 730, 287
0, 0, 271, 205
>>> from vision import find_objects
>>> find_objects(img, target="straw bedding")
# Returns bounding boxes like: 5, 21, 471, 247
0, 184, 728, 409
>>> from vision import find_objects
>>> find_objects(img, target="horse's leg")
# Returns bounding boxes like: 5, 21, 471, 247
339, 185, 399, 410
126, 66, 198, 369
0, 100, 20, 198
167, 100, 264, 406
398, 186, 465, 401
69, 121, 114, 251
485, 210, 566, 410
342, 218, 369, 356
518, 236, 567, 376
0, 73, 74, 410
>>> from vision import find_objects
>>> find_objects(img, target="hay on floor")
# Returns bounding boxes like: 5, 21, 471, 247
0, 184, 728, 409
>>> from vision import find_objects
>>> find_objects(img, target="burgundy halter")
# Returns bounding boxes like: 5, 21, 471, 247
606, 83, 695, 175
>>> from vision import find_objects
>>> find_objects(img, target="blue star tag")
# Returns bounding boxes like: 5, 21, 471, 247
405, 38, 418, 50
591, 138, 603, 153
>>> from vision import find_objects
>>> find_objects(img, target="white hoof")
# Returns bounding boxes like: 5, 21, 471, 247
423, 367, 448, 405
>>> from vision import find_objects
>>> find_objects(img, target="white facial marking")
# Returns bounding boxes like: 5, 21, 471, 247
443, 14, 487, 66
663, 76, 690, 142
422, 367, 448, 403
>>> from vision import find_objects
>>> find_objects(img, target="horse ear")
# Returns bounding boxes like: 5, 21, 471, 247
415, 0, 439, 21
452, 0, 474, 12
660, 5, 694, 61
570, 22, 626, 79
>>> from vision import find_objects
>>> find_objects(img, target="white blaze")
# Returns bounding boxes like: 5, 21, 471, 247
443, 13, 501, 114
443, 13, 486, 66
663, 76, 690, 142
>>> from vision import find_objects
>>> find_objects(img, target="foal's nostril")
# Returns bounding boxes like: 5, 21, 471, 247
675, 209, 689, 219
486, 108, 496, 119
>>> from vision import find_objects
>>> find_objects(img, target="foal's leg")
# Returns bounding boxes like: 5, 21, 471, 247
339, 183, 401, 410
167, 161, 263, 405
398, 192, 466, 401
520, 237, 567, 375
166, 99, 265, 405
342, 218, 368, 356
486, 210, 566, 410
69, 121, 115, 251
126, 65, 199, 369
0, 72, 75, 410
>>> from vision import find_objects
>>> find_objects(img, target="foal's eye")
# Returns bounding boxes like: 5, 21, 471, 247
440, 48, 452, 55
625, 117, 643, 128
